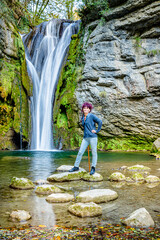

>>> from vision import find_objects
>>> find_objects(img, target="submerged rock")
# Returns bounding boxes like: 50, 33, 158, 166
68, 202, 102, 217
47, 170, 85, 182
35, 185, 63, 195
131, 173, 144, 182
10, 177, 35, 190
56, 165, 86, 172
109, 172, 126, 181
10, 210, 31, 221
46, 193, 74, 203
76, 189, 118, 203
127, 165, 151, 172
82, 172, 103, 182
126, 177, 135, 183
146, 182, 160, 188
145, 175, 160, 183
121, 208, 154, 227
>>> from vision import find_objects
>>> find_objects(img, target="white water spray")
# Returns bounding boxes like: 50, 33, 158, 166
22, 19, 79, 150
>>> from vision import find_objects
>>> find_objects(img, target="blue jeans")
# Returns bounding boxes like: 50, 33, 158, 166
74, 137, 98, 168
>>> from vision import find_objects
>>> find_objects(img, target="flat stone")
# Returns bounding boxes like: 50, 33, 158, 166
10, 177, 35, 190
127, 165, 151, 172
47, 170, 85, 182
35, 185, 63, 195
76, 189, 118, 203
122, 208, 155, 227
10, 210, 31, 221
82, 172, 103, 182
46, 193, 74, 203
145, 175, 160, 183
68, 202, 102, 217
131, 173, 144, 182
109, 172, 126, 181
56, 165, 86, 172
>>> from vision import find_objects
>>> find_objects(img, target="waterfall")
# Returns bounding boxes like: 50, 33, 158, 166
22, 19, 79, 150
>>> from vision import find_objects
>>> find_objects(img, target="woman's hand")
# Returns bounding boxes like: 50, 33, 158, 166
92, 130, 96, 133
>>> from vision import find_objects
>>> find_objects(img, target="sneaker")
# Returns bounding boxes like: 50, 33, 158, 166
90, 167, 95, 175
69, 166, 79, 172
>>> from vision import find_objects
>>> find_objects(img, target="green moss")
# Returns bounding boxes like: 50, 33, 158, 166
131, 173, 144, 181
10, 177, 35, 188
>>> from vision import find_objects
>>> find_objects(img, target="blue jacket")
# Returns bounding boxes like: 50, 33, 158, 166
81, 113, 102, 138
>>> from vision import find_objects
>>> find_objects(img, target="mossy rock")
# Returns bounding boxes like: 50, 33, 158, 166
35, 185, 63, 195
109, 172, 126, 182
131, 173, 144, 182
82, 172, 103, 182
68, 202, 102, 217
126, 177, 135, 183
127, 165, 151, 172
145, 175, 160, 183
10, 177, 35, 190
47, 170, 85, 182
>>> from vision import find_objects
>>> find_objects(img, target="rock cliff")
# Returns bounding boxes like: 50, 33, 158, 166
75, 0, 160, 150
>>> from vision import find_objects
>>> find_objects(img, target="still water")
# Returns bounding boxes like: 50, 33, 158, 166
0, 150, 160, 228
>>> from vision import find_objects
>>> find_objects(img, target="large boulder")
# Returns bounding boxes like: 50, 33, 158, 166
10, 210, 31, 221
127, 165, 151, 172
82, 172, 103, 182
76, 189, 118, 203
109, 172, 126, 181
152, 138, 160, 152
46, 193, 74, 203
47, 170, 85, 182
35, 185, 63, 195
145, 175, 160, 183
122, 208, 155, 227
10, 177, 35, 190
68, 202, 102, 217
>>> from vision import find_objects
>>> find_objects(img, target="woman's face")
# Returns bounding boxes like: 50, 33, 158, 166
83, 107, 90, 115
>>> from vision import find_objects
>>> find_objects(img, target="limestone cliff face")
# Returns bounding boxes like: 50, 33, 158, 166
0, 18, 31, 149
74, 0, 160, 150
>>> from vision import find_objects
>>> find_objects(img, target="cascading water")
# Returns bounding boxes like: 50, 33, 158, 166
22, 19, 79, 150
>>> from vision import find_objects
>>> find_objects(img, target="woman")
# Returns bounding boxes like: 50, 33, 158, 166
69, 102, 102, 175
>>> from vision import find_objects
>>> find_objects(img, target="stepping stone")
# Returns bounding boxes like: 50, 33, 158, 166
46, 193, 74, 203
10, 210, 31, 221
56, 165, 86, 172
82, 172, 103, 182
131, 173, 144, 182
35, 185, 63, 195
76, 189, 118, 203
10, 177, 35, 190
47, 170, 85, 182
121, 208, 154, 227
127, 165, 151, 171
109, 172, 126, 181
68, 202, 102, 217
145, 175, 160, 183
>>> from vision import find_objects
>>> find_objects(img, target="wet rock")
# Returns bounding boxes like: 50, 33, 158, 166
68, 202, 102, 217
146, 182, 160, 188
82, 172, 103, 182
109, 172, 126, 181
121, 208, 154, 227
126, 177, 134, 183
34, 179, 49, 185
47, 170, 85, 182
127, 165, 151, 172
10, 177, 35, 190
76, 189, 118, 203
35, 185, 63, 195
145, 175, 160, 183
119, 166, 128, 170
10, 210, 31, 221
46, 193, 74, 203
131, 173, 144, 182
56, 165, 86, 172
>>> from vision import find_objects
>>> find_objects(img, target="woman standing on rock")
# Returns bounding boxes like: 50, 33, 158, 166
69, 102, 102, 175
